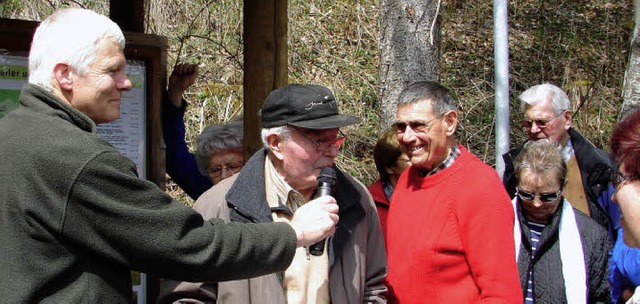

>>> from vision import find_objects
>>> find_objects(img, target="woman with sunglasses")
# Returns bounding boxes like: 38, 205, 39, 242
512, 139, 610, 303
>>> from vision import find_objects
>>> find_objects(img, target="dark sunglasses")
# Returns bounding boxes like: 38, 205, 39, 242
516, 187, 561, 203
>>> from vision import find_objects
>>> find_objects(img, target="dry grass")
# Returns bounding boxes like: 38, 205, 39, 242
3, 0, 633, 205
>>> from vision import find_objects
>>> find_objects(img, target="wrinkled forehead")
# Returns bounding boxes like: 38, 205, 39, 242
396, 99, 436, 119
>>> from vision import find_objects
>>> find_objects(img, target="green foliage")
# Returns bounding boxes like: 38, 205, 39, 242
442, 0, 632, 165
0, 0, 21, 16
6, 0, 633, 203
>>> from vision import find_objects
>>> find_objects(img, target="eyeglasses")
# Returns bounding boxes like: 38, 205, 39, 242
298, 130, 347, 151
209, 162, 243, 178
395, 116, 441, 134
516, 187, 562, 203
521, 111, 565, 131
613, 170, 639, 188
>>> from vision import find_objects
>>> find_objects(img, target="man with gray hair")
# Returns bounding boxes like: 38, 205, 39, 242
160, 83, 387, 303
502, 83, 618, 239
0, 8, 338, 302
386, 81, 521, 302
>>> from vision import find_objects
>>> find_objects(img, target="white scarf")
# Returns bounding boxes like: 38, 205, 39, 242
512, 198, 586, 303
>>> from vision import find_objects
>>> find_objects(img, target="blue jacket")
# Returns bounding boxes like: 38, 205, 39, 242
162, 96, 212, 200
609, 229, 640, 303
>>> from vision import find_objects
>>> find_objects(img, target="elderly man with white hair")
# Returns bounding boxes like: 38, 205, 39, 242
0, 8, 338, 302
502, 83, 618, 238
501, 83, 638, 303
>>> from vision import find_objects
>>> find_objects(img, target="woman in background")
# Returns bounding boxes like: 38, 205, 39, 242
512, 139, 610, 303
368, 128, 410, 243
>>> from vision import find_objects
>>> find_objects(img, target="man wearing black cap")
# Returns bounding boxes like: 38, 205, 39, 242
159, 84, 387, 303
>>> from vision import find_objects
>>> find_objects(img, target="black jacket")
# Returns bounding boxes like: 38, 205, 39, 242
515, 201, 611, 303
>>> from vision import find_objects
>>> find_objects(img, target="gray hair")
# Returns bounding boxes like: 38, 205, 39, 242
518, 83, 570, 114
396, 81, 456, 116
195, 120, 244, 175
261, 125, 292, 149
514, 139, 566, 188
28, 8, 125, 91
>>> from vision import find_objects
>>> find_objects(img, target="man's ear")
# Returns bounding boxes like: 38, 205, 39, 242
443, 110, 458, 136
53, 63, 73, 91
267, 133, 285, 160
562, 110, 573, 130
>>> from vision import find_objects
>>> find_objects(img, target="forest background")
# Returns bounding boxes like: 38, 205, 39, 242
3, 0, 633, 205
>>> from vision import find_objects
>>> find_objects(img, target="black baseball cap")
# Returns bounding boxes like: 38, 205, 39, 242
260, 84, 362, 130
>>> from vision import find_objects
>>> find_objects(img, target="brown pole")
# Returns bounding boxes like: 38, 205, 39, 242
243, 0, 288, 158
109, 0, 145, 33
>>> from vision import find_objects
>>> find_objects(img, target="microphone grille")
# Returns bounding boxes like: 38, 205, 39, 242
317, 166, 337, 185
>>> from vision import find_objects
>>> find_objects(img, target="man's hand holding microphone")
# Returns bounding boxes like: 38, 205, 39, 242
289, 167, 339, 248
289, 196, 339, 248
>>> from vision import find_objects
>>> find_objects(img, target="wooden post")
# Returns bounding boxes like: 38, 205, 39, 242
243, 0, 288, 158
109, 0, 145, 33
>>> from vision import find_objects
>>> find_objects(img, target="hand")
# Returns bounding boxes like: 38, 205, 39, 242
168, 63, 199, 107
289, 196, 339, 247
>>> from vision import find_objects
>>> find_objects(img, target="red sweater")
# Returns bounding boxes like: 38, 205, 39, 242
368, 179, 390, 244
386, 146, 522, 303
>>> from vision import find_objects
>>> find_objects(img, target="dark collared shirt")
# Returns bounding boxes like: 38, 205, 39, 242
418, 143, 461, 177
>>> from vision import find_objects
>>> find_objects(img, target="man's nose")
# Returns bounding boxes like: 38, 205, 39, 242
323, 143, 340, 158
529, 121, 542, 133
401, 126, 419, 142
118, 72, 132, 91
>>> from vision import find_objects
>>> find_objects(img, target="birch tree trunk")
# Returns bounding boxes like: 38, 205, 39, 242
621, 0, 640, 119
379, 0, 440, 130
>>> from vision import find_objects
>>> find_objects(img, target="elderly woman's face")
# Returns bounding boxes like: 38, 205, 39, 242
613, 165, 640, 248
207, 149, 244, 184
517, 170, 563, 224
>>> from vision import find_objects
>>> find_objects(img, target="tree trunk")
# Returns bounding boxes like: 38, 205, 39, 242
379, 0, 440, 130
621, 0, 640, 120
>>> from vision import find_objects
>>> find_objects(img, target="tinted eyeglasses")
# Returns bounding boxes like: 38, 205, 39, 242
299, 130, 347, 152
516, 187, 562, 203
521, 111, 565, 131
613, 170, 639, 188
394, 116, 441, 134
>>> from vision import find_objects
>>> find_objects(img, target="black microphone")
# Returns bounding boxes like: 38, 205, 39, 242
308, 166, 337, 256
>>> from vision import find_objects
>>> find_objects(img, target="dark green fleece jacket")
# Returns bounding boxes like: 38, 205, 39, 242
0, 84, 296, 303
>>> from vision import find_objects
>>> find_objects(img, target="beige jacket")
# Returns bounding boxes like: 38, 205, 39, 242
159, 149, 387, 303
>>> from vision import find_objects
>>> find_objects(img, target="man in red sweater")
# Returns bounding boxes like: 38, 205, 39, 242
386, 81, 522, 303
